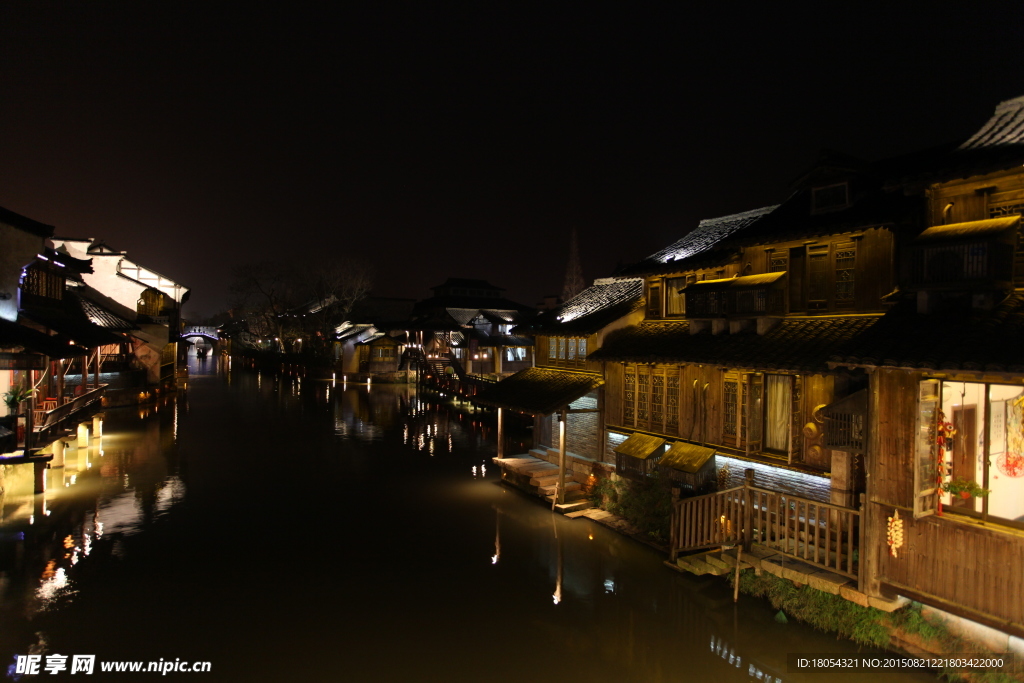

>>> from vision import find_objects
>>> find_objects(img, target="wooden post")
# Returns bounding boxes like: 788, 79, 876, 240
557, 409, 567, 506
94, 347, 101, 388
733, 546, 743, 603
33, 460, 46, 494
496, 408, 504, 460
743, 468, 754, 551
857, 492, 866, 593
57, 360, 65, 406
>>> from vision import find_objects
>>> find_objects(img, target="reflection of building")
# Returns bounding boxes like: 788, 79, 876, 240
52, 238, 189, 389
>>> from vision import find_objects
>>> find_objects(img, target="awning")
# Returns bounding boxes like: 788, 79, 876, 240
914, 215, 1019, 245
613, 433, 666, 460
661, 442, 715, 473
20, 309, 125, 348
0, 319, 89, 358
474, 367, 602, 415
682, 271, 786, 292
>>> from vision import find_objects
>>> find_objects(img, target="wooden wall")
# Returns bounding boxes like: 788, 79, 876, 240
870, 368, 917, 508
604, 362, 623, 427
867, 367, 1024, 631
869, 501, 1024, 628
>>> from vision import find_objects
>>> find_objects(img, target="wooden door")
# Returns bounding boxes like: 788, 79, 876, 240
951, 406, 977, 509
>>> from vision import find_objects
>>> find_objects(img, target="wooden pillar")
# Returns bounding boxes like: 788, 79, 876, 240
743, 468, 755, 551
94, 347, 101, 389
493, 347, 502, 375
51, 439, 65, 468
496, 408, 504, 460
24, 371, 36, 453
557, 409, 567, 505
57, 360, 65, 406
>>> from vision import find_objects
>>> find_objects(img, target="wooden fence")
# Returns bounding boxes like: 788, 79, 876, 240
670, 471, 862, 580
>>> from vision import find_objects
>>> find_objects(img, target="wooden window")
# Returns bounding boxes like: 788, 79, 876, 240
769, 253, 788, 273
22, 265, 63, 300
913, 380, 940, 519
807, 250, 829, 311
547, 337, 555, 362
765, 374, 792, 452
577, 337, 587, 359
138, 288, 163, 316
567, 338, 576, 360
989, 202, 1024, 218
557, 338, 566, 360
666, 373, 679, 433
636, 368, 650, 428
623, 367, 636, 426
724, 380, 738, 436
812, 183, 849, 212
651, 372, 665, 429
665, 277, 686, 316
835, 243, 856, 309
647, 282, 662, 317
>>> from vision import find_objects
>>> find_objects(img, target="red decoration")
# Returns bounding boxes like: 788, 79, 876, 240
935, 410, 956, 516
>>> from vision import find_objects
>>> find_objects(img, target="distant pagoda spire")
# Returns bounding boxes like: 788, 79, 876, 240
561, 228, 585, 303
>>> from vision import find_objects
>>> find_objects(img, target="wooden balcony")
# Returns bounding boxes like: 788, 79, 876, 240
32, 384, 106, 444
684, 272, 787, 318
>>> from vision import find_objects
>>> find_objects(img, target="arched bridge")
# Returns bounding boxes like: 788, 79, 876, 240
181, 325, 221, 341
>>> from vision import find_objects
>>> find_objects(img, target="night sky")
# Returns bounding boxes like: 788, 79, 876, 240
1, 5, 1021, 316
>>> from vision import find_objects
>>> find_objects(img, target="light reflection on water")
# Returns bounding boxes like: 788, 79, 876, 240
0, 365, 932, 682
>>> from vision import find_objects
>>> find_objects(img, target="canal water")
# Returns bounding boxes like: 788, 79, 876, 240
0, 356, 933, 681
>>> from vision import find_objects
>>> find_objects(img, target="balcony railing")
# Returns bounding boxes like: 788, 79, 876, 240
686, 287, 786, 318
903, 241, 1014, 288
34, 385, 106, 444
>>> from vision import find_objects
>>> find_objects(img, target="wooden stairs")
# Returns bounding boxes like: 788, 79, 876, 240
494, 450, 593, 513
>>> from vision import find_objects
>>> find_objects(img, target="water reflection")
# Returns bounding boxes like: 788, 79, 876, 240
0, 369, 930, 682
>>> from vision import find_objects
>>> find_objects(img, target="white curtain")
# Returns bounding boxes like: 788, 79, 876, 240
765, 374, 791, 451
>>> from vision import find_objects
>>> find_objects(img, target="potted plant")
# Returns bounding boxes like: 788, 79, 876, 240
941, 477, 991, 500
2, 385, 34, 417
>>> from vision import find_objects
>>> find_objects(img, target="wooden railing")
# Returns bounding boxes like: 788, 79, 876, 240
670, 471, 863, 580
35, 385, 106, 441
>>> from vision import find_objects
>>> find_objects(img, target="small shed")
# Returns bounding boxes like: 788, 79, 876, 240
659, 441, 717, 496
614, 433, 666, 480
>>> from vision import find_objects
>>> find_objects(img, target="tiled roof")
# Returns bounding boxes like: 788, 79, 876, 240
618, 206, 777, 277
685, 272, 786, 291
474, 367, 602, 415
830, 294, 1024, 373
0, 318, 89, 358
914, 215, 1019, 244
75, 294, 136, 331
520, 278, 643, 335
0, 205, 54, 238
590, 316, 880, 373
886, 95, 1024, 186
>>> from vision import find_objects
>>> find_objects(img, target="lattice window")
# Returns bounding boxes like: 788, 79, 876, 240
623, 368, 636, 426
835, 244, 856, 308
651, 373, 665, 429
808, 251, 829, 310
990, 202, 1024, 218
548, 337, 556, 361
22, 265, 63, 300
567, 338, 576, 360
557, 338, 565, 360
637, 370, 650, 427
666, 374, 679, 433
724, 381, 738, 436
769, 255, 788, 273
577, 338, 587, 359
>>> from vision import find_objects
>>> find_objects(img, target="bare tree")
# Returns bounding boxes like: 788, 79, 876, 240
229, 261, 302, 352
300, 257, 373, 355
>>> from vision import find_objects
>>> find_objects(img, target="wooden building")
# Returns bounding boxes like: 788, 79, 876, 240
403, 278, 535, 378
828, 95, 1024, 637
477, 277, 643, 503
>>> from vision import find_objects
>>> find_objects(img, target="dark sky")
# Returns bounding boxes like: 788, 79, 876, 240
1, 4, 1021, 316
